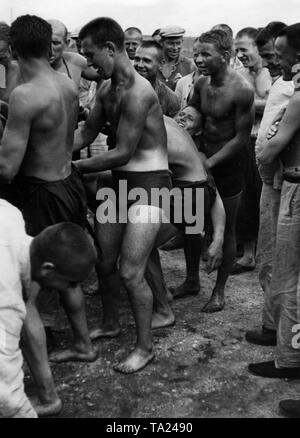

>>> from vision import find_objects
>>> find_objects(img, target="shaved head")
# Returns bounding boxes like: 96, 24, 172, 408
48, 19, 68, 41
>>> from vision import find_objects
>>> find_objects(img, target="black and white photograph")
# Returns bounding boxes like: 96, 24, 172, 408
0, 0, 300, 421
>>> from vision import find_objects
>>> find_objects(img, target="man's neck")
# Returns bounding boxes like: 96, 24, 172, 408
210, 64, 229, 87
18, 57, 52, 82
163, 52, 179, 64
249, 58, 262, 75
111, 52, 135, 88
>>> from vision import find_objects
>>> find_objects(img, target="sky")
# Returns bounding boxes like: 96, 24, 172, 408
2, 0, 299, 36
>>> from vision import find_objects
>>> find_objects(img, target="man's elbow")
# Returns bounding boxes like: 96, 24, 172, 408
0, 163, 17, 181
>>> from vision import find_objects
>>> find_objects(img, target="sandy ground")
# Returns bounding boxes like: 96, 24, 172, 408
25, 249, 300, 418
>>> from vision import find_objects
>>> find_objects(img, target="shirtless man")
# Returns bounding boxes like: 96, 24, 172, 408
145, 116, 225, 324
188, 29, 254, 312
250, 23, 300, 382
48, 19, 100, 88
0, 15, 96, 364
72, 17, 171, 373
0, 22, 20, 102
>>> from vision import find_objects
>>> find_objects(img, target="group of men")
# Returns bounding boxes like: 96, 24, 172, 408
1, 12, 300, 419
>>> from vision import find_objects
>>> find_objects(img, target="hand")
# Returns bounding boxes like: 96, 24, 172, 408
206, 240, 223, 274
267, 121, 279, 140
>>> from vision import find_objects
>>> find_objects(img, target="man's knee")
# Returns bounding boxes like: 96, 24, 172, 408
119, 262, 144, 290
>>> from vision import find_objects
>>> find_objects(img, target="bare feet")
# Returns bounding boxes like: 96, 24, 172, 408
89, 326, 121, 341
113, 348, 155, 374
170, 281, 200, 299
29, 396, 62, 417
202, 293, 225, 313
152, 311, 175, 330
50, 346, 98, 363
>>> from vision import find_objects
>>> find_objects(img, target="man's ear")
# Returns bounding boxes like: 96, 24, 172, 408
39, 262, 55, 278
105, 41, 116, 56
222, 51, 230, 64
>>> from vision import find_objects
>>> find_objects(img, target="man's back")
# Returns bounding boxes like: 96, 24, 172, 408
164, 116, 207, 181
17, 69, 78, 180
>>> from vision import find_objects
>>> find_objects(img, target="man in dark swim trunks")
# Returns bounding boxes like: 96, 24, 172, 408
188, 29, 254, 312
0, 15, 97, 364
72, 17, 171, 374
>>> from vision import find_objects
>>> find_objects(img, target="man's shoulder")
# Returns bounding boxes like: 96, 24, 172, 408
64, 51, 87, 69
230, 69, 254, 93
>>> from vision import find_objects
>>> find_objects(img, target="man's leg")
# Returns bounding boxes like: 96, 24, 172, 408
114, 205, 163, 374
246, 183, 280, 345
248, 182, 300, 378
50, 285, 98, 363
145, 247, 175, 329
202, 192, 242, 313
170, 234, 202, 299
89, 220, 125, 340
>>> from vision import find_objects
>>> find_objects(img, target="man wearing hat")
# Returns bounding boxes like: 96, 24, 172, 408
158, 25, 196, 91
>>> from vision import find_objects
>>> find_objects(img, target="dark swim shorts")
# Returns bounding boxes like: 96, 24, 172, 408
169, 175, 216, 234
0, 165, 87, 236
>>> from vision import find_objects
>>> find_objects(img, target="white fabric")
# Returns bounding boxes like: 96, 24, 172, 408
0, 200, 36, 418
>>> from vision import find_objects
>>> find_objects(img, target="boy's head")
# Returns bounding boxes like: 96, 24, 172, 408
174, 106, 203, 137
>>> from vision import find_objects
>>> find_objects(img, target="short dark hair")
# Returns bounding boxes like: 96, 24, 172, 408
34, 222, 97, 279
236, 27, 258, 41
10, 15, 52, 59
79, 17, 124, 50
278, 23, 300, 52
0, 22, 10, 44
199, 29, 233, 56
211, 23, 233, 38
256, 21, 287, 47
138, 40, 163, 60
124, 27, 142, 36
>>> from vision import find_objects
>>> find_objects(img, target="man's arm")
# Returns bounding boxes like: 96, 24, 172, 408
21, 282, 59, 406
187, 77, 203, 112
73, 88, 106, 151
0, 86, 33, 181
206, 189, 225, 273
206, 85, 254, 169
258, 94, 300, 164
75, 90, 151, 173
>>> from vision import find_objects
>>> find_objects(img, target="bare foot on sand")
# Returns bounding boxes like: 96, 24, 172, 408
50, 346, 98, 363
170, 281, 200, 299
89, 326, 121, 341
113, 348, 155, 374
152, 311, 175, 330
202, 294, 225, 313
30, 396, 62, 417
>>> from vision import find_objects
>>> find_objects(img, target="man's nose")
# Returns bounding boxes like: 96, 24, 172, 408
196, 54, 203, 63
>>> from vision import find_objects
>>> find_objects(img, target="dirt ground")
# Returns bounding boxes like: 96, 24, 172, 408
25, 249, 300, 418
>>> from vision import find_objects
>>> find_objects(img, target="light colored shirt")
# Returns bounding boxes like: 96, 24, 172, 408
0, 200, 32, 323
255, 76, 294, 187
175, 72, 195, 109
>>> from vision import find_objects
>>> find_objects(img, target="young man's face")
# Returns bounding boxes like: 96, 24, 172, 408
124, 32, 142, 60
258, 39, 281, 77
193, 40, 204, 73
275, 35, 298, 81
194, 41, 224, 76
235, 35, 261, 68
162, 37, 183, 60
174, 106, 202, 136
81, 36, 113, 79
134, 46, 160, 82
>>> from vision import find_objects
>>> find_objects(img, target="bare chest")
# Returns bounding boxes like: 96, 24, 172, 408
201, 85, 234, 120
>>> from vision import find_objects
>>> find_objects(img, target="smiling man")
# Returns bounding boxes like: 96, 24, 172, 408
157, 26, 195, 91
188, 29, 254, 312
73, 17, 171, 374
134, 40, 180, 117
